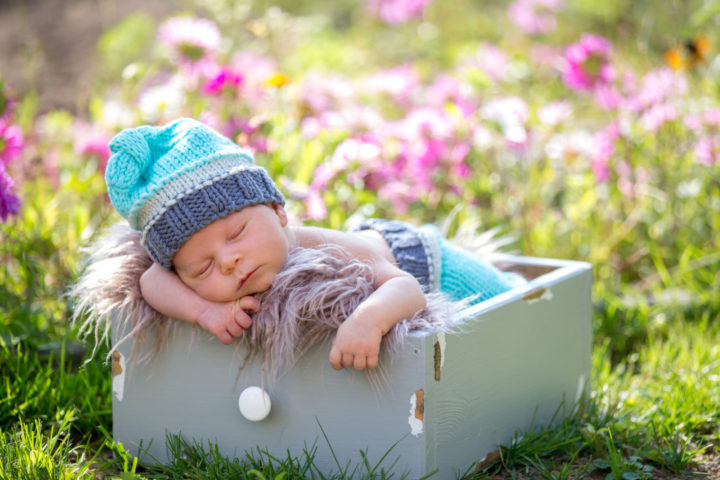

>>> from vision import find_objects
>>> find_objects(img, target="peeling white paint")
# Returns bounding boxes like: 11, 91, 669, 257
408, 393, 423, 436
112, 351, 126, 402
436, 332, 446, 369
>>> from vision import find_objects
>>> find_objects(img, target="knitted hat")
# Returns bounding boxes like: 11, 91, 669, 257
105, 118, 285, 268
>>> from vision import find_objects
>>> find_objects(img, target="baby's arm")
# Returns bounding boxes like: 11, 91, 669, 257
329, 266, 425, 370
312, 230, 426, 370
140, 263, 257, 344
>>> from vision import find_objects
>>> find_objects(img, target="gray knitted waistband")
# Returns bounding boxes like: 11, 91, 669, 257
353, 219, 440, 294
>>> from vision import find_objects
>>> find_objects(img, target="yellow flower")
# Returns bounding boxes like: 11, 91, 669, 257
265, 73, 290, 88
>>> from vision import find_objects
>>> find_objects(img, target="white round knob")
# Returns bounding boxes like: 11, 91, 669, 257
238, 386, 271, 421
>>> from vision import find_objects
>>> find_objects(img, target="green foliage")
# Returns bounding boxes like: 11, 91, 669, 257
96, 13, 156, 80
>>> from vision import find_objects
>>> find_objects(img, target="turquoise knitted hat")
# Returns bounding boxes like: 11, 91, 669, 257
105, 118, 284, 268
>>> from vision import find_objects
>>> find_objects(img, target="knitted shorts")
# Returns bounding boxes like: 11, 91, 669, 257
354, 219, 525, 305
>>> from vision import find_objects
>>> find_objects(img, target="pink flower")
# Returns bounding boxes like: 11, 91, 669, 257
593, 84, 623, 110
158, 16, 221, 73
590, 122, 620, 183
0, 167, 20, 221
0, 120, 24, 166
364, 0, 433, 25
426, 75, 476, 117
299, 72, 355, 115
507, 0, 564, 35
305, 190, 327, 221
474, 43, 511, 82
694, 136, 720, 166
363, 65, 420, 105
684, 109, 720, 135
74, 126, 111, 173
623, 68, 687, 113
639, 102, 677, 132
563, 34, 613, 92
202, 66, 243, 96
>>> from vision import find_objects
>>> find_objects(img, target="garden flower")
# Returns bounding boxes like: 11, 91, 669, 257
299, 72, 355, 115
426, 75, 476, 117
590, 121, 620, 184
639, 102, 677, 132
623, 68, 687, 113
507, 0, 564, 35
473, 43, 511, 82
563, 34, 613, 92
157, 16, 221, 73
74, 128, 111, 174
0, 119, 24, 166
364, 0, 433, 25
544, 130, 594, 162
537, 101, 572, 127
202, 66, 243, 96
592, 84, 623, 110
0, 167, 20, 221
480, 97, 530, 147
684, 109, 720, 134
265, 73, 290, 88
305, 189, 327, 221
694, 136, 720, 166
363, 65, 419, 105
138, 78, 186, 123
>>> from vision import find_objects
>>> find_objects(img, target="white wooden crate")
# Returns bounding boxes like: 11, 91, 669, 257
112, 255, 592, 478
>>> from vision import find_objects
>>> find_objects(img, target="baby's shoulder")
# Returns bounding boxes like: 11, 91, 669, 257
294, 226, 393, 263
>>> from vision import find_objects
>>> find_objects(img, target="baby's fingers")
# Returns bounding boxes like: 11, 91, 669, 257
226, 320, 245, 338
238, 296, 260, 313
329, 347, 343, 370
215, 329, 233, 345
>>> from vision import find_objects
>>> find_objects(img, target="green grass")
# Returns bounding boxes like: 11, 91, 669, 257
1, 312, 717, 479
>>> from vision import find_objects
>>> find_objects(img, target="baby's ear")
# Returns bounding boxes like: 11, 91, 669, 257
272, 203, 288, 226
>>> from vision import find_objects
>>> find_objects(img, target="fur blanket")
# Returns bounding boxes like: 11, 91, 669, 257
69, 222, 468, 382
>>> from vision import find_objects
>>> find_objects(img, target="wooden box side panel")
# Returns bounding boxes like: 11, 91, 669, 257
424, 267, 592, 477
112, 320, 429, 475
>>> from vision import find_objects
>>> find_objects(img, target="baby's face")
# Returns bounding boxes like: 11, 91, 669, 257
173, 204, 292, 303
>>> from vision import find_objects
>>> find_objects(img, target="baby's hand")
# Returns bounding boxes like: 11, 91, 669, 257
329, 317, 383, 370
197, 296, 259, 344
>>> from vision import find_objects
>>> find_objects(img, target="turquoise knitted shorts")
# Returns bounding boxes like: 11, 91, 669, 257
354, 219, 525, 305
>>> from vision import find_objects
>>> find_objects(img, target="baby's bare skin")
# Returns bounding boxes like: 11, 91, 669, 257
140, 204, 426, 371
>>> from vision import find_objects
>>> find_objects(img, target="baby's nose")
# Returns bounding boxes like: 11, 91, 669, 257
220, 251, 242, 274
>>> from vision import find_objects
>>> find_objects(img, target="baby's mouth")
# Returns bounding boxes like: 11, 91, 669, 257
238, 267, 259, 290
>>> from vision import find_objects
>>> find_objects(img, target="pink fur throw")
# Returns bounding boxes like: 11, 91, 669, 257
70, 222, 467, 381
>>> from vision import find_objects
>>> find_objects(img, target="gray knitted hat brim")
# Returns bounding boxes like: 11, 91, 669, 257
143, 167, 285, 268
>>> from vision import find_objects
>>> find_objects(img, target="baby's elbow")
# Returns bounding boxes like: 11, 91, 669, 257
139, 263, 157, 298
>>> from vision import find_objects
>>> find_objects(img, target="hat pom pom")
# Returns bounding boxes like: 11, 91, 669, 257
107, 127, 154, 191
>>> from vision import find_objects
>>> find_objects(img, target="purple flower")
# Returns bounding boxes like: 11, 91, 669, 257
694, 136, 720, 166
0, 119, 24, 166
158, 16, 221, 73
563, 34, 614, 92
364, 0, 433, 25
202, 66, 243, 96
507, 0, 564, 35
0, 167, 20, 221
